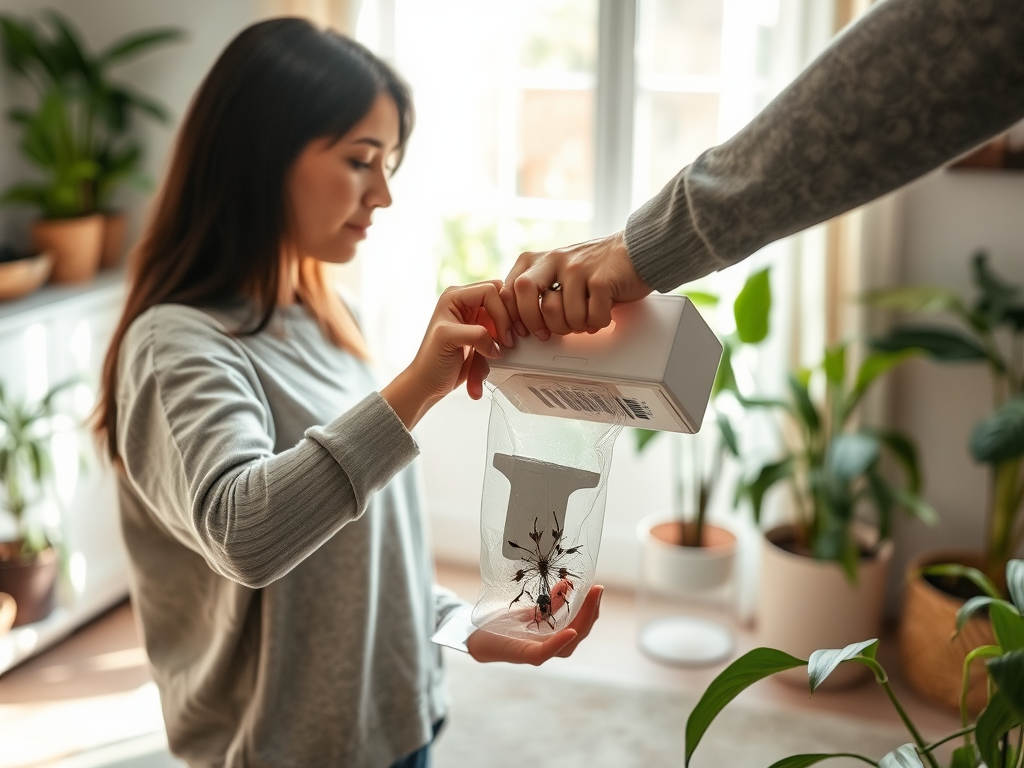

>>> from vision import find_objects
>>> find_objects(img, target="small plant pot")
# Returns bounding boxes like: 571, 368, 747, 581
757, 525, 893, 689
637, 514, 737, 666
0, 545, 58, 627
31, 214, 104, 284
0, 592, 15, 634
0, 252, 52, 301
899, 550, 996, 714
100, 211, 128, 269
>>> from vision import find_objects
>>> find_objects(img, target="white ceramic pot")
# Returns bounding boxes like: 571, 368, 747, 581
637, 514, 737, 597
757, 525, 893, 689
636, 514, 738, 665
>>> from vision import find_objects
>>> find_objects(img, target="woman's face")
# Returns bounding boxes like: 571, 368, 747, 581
286, 93, 401, 263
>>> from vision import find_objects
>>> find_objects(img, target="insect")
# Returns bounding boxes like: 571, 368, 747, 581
507, 512, 583, 630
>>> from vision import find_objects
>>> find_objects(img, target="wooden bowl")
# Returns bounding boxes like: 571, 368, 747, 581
0, 252, 53, 301
0, 592, 16, 635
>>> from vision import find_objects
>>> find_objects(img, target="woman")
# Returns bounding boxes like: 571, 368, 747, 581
95, 19, 601, 768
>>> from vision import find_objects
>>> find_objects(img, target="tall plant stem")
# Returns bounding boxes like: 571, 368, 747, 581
858, 657, 940, 768
921, 726, 975, 754
989, 460, 1019, 586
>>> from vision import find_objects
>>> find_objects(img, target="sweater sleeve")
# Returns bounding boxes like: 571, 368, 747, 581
116, 305, 419, 589
625, 0, 1024, 292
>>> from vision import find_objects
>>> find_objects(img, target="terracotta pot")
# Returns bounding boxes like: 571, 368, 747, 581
899, 551, 996, 714
0, 252, 52, 302
31, 214, 103, 284
757, 525, 893, 689
0, 593, 15, 634
638, 515, 737, 596
100, 211, 128, 269
0, 546, 58, 627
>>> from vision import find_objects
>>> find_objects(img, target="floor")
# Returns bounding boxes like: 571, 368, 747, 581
0, 561, 962, 768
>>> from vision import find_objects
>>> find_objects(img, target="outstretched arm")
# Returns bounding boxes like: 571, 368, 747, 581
502, 0, 1024, 337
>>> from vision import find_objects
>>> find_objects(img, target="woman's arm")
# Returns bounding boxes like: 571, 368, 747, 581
118, 305, 418, 589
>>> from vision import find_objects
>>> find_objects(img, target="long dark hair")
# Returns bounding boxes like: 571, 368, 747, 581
95, 18, 414, 462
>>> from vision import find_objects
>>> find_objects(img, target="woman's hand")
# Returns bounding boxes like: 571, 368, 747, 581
499, 231, 652, 340
381, 280, 514, 430
465, 585, 603, 665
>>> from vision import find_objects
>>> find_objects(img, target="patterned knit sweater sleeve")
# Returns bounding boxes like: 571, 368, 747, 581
625, 0, 1024, 292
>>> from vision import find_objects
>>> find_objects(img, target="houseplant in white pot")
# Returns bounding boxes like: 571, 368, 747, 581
865, 251, 1024, 710
739, 340, 936, 687
0, 378, 79, 626
0, 12, 181, 275
634, 267, 772, 664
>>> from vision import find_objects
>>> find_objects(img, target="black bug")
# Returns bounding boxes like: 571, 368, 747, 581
507, 513, 583, 629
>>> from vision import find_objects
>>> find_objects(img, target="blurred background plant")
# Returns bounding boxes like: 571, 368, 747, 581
0, 10, 182, 218
634, 267, 772, 548
865, 252, 1024, 591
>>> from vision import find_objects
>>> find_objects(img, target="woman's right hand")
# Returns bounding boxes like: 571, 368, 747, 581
380, 280, 514, 430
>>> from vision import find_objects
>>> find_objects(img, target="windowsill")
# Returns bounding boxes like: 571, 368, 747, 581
0, 266, 127, 334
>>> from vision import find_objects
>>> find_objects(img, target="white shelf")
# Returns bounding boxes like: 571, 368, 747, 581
0, 267, 126, 336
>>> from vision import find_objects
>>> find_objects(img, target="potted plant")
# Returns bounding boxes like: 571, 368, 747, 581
684, 559, 1024, 768
739, 340, 936, 686
864, 251, 1024, 710
0, 379, 79, 626
634, 268, 771, 664
0, 12, 181, 276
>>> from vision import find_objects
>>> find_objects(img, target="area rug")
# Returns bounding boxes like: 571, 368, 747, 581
42, 651, 912, 768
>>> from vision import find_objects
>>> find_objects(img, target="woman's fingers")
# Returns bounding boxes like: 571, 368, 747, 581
467, 627, 577, 665
441, 279, 515, 349
556, 585, 603, 657
511, 259, 558, 340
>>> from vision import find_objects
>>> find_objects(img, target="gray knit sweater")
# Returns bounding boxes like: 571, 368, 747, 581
116, 301, 461, 768
626, 0, 1024, 291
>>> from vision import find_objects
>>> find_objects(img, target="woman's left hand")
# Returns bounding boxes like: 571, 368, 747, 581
465, 585, 603, 665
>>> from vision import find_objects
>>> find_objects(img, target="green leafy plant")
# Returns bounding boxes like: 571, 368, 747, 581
0, 379, 80, 558
634, 267, 773, 547
0, 11, 182, 217
737, 338, 936, 581
685, 559, 1024, 768
864, 252, 1024, 590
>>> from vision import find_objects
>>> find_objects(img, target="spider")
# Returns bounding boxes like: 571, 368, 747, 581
507, 513, 583, 630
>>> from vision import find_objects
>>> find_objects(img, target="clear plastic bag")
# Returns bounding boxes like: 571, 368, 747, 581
472, 375, 624, 639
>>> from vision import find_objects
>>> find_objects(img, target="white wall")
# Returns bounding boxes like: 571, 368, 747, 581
886, 169, 1024, 611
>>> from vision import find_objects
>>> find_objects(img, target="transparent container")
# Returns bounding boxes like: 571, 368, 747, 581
472, 375, 624, 640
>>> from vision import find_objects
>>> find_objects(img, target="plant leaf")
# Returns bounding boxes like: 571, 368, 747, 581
717, 412, 739, 458
870, 430, 922, 493
739, 457, 795, 523
990, 601, 1024, 651
846, 350, 922, 418
891, 488, 938, 527
972, 250, 1021, 326
860, 285, 968, 314
684, 290, 719, 308
685, 648, 807, 766
768, 755, 879, 768
1008, 560, 1024, 612
870, 327, 990, 363
788, 373, 820, 433
970, 398, 1024, 464
827, 433, 880, 480
634, 428, 659, 453
954, 596, 1003, 637
712, 340, 737, 397
807, 639, 878, 693
824, 344, 846, 387
975, 689, 1023, 768
922, 564, 1002, 600
733, 267, 771, 344
99, 28, 183, 66
878, 744, 924, 768
987, 650, 1024, 718
950, 744, 979, 768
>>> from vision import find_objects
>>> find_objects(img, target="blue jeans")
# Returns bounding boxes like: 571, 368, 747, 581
389, 720, 444, 768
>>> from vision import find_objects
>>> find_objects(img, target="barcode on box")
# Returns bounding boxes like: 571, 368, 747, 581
526, 383, 653, 421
